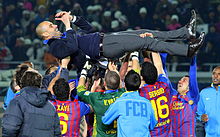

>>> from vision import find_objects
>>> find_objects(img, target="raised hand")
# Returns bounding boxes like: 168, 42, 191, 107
69, 81, 76, 91
55, 11, 71, 30
201, 114, 209, 122
139, 32, 153, 38
108, 61, 117, 72
55, 11, 73, 21
61, 56, 71, 68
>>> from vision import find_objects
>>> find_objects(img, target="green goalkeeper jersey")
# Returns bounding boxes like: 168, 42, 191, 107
77, 85, 125, 137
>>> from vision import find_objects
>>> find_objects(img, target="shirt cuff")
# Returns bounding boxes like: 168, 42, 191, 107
71, 15, 77, 23
66, 28, 72, 31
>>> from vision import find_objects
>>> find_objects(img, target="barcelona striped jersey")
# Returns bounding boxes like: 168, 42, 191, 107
139, 74, 173, 137
51, 100, 90, 137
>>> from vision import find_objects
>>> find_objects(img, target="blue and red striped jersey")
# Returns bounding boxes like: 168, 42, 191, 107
139, 74, 172, 137
160, 53, 199, 137
51, 100, 90, 137
170, 93, 197, 137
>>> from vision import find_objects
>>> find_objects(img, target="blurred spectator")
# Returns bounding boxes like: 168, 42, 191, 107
7, 26, 23, 50
0, 39, 13, 69
111, 20, 120, 32
4, 17, 20, 36
72, 3, 84, 16
198, 41, 218, 63
12, 37, 28, 61
101, 11, 112, 32
205, 25, 220, 46
26, 21, 37, 39
152, 13, 166, 30
92, 5, 102, 22
216, 4, 220, 21
26, 38, 46, 63
120, 0, 139, 28
155, 0, 172, 20
91, 21, 102, 32
22, 0, 33, 11
167, 14, 182, 30
137, 7, 153, 29
205, 10, 218, 25
59, 0, 73, 11
34, 5, 49, 25
118, 15, 129, 31
20, 10, 34, 34
114, 10, 122, 20
86, 5, 96, 22
176, 0, 192, 25
0, 6, 5, 30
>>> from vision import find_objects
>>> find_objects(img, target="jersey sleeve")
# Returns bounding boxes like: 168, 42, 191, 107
159, 53, 177, 95
158, 74, 169, 84
149, 101, 158, 130
76, 85, 92, 104
196, 91, 205, 121
79, 102, 91, 116
189, 56, 199, 104
102, 101, 119, 125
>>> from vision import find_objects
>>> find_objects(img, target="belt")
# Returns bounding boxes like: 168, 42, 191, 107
99, 33, 104, 57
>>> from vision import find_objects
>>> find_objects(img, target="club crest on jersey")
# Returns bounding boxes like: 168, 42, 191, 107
84, 91, 90, 96
188, 100, 194, 105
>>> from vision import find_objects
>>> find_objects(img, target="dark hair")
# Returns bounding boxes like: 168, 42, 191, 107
104, 71, 120, 90
15, 65, 29, 87
10, 78, 18, 93
20, 71, 42, 88
125, 70, 141, 91
141, 62, 158, 85
21, 61, 34, 68
53, 78, 70, 101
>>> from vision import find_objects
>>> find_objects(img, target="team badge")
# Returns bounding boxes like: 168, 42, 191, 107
84, 91, 90, 96
188, 100, 194, 105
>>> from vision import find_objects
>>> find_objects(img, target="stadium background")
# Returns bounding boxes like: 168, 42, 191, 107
0, 0, 220, 135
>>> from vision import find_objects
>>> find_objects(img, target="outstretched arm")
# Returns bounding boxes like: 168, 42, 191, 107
47, 56, 70, 94
77, 61, 93, 103
102, 101, 119, 125
189, 56, 199, 103
119, 53, 130, 81
152, 52, 172, 94
159, 53, 176, 93
42, 57, 70, 89
130, 51, 141, 73
151, 52, 165, 76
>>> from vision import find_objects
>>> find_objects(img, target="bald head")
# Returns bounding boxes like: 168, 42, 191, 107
36, 21, 51, 39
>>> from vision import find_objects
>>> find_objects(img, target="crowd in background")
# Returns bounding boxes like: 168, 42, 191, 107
0, 0, 220, 70
1, 1, 220, 136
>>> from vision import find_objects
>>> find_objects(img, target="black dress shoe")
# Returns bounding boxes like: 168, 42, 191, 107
187, 32, 205, 57
186, 10, 197, 37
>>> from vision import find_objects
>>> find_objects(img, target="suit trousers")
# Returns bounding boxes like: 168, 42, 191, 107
102, 27, 190, 59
